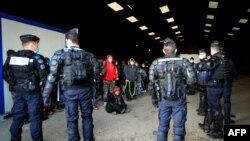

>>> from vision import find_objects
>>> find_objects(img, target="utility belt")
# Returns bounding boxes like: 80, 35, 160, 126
14, 81, 39, 92
61, 79, 92, 90
207, 79, 224, 87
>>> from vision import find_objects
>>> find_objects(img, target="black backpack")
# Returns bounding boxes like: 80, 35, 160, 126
158, 58, 184, 100
62, 49, 90, 87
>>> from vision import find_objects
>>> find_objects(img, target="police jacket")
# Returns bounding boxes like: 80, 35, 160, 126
42, 47, 100, 97
201, 52, 231, 86
196, 59, 211, 86
148, 54, 197, 100
3, 50, 48, 92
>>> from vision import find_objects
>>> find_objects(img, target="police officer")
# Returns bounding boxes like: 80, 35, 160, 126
200, 41, 231, 138
42, 28, 100, 141
148, 38, 197, 141
221, 52, 237, 125
196, 49, 211, 116
3, 34, 47, 141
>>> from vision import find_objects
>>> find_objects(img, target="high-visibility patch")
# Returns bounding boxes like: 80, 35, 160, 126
9, 56, 30, 66
158, 58, 183, 62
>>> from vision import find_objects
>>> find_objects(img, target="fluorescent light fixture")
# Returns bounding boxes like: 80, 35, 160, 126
127, 4, 133, 10
160, 40, 164, 43
148, 32, 155, 36
178, 35, 183, 38
209, 1, 218, 9
139, 25, 148, 30
180, 39, 184, 41
238, 19, 248, 24
248, 8, 250, 12
205, 23, 212, 27
171, 25, 178, 29
107, 2, 124, 12
126, 16, 138, 23
204, 30, 210, 32
155, 37, 161, 40
159, 5, 170, 13
204, 34, 209, 36
148, 49, 151, 52
206, 15, 214, 19
232, 27, 240, 31
175, 31, 181, 34
227, 33, 234, 36
166, 17, 175, 23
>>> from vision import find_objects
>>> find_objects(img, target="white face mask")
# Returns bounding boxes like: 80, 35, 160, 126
130, 62, 135, 65
108, 58, 113, 62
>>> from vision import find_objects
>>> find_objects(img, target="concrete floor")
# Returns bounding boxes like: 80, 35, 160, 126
0, 76, 250, 141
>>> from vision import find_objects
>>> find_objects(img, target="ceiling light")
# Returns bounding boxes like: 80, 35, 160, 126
148, 49, 151, 52
204, 30, 210, 32
180, 39, 184, 41
139, 25, 148, 30
155, 37, 161, 40
126, 16, 138, 23
159, 5, 170, 13
171, 25, 178, 29
232, 27, 240, 31
206, 15, 214, 19
208, 1, 218, 9
248, 8, 250, 12
175, 31, 181, 34
127, 5, 133, 10
227, 33, 234, 36
205, 23, 212, 27
178, 35, 183, 38
148, 32, 155, 36
238, 19, 248, 24
204, 34, 209, 36
107, 2, 124, 12
159, 40, 164, 43
166, 17, 175, 23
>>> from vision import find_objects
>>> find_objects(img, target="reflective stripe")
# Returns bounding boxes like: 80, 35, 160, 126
9, 56, 30, 65
158, 58, 183, 62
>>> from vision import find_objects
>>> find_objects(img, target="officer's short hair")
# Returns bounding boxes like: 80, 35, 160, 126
210, 40, 222, 50
198, 49, 207, 54
66, 28, 79, 44
163, 37, 176, 54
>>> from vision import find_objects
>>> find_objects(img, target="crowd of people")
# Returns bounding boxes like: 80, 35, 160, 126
3, 27, 237, 141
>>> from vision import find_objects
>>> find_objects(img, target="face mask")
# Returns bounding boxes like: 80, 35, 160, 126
108, 58, 113, 62
34, 48, 39, 54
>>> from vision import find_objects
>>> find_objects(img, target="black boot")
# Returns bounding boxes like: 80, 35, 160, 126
224, 111, 235, 124
207, 110, 223, 139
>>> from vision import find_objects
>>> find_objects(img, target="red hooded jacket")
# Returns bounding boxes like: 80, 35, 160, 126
103, 54, 118, 81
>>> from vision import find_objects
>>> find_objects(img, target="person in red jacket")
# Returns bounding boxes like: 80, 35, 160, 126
101, 54, 119, 103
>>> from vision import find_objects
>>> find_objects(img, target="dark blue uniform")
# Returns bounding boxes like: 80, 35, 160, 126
3, 49, 47, 141
42, 47, 100, 141
201, 51, 231, 138
148, 54, 197, 141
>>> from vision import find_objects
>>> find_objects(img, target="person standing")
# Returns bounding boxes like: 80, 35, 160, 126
3, 34, 47, 141
42, 28, 100, 141
148, 37, 197, 141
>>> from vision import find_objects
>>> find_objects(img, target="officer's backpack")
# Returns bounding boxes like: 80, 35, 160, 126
158, 58, 184, 100
62, 49, 90, 88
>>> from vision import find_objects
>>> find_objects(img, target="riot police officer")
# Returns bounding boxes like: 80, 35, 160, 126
199, 41, 231, 139
148, 38, 197, 141
42, 28, 100, 141
3, 34, 47, 141
196, 49, 211, 116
